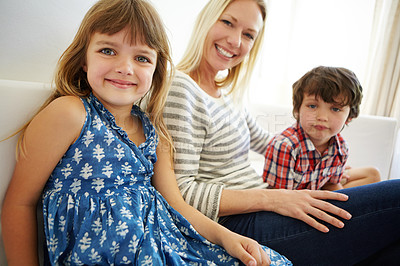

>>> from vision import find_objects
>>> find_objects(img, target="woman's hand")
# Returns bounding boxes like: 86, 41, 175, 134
268, 189, 352, 233
221, 231, 270, 266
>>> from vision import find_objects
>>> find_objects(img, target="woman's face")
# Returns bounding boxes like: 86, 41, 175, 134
202, 0, 264, 74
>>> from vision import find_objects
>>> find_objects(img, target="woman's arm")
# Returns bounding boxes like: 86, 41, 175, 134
1, 96, 85, 265
152, 143, 270, 266
245, 109, 271, 155
163, 72, 225, 220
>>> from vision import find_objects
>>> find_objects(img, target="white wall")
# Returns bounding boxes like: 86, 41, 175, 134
0, 0, 207, 83
1, 0, 375, 108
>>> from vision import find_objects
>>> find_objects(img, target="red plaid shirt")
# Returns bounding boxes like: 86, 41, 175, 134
263, 123, 348, 190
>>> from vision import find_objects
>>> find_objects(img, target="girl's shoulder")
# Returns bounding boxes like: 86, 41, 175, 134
46, 96, 86, 121
36, 95, 86, 138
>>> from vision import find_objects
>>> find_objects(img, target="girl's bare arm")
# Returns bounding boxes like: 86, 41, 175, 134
1, 96, 85, 265
152, 143, 270, 266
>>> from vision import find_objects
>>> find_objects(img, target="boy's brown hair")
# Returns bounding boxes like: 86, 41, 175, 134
292, 66, 363, 121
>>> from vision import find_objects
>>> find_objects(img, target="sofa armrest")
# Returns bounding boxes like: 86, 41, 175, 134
389, 129, 400, 180
341, 115, 397, 180
0, 79, 52, 266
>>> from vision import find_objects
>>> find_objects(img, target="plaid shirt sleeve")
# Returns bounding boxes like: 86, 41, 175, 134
263, 138, 296, 189
326, 135, 349, 184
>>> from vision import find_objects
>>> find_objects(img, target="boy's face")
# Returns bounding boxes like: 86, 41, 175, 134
298, 93, 351, 152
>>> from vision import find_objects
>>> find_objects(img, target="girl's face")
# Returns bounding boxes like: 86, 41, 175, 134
201, 0, 263, 75
298, 94, 351, 153
84, 27, 157, 109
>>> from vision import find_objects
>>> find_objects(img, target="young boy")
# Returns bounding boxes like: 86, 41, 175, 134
263, 66, 380, 190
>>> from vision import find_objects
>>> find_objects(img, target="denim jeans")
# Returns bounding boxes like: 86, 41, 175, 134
219, 180, 400, 265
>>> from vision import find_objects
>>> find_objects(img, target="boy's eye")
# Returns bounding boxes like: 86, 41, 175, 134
308, 104, 317, 109
332, 107, 342, 112
100, 48, 115, 56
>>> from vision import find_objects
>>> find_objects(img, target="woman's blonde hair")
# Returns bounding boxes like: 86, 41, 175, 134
15, 0, 174, 157
177, 0, 267, 102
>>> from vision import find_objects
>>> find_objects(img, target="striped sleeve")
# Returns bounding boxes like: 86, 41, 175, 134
245, 109, 272, 155
163, 72, 224, 220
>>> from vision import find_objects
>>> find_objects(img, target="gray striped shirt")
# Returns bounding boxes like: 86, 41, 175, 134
164, 71, 270, 221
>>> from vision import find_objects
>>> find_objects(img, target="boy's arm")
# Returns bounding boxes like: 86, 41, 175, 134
321, 136, 349, 191
321, 182, 344, 191
263, 139, 295, 189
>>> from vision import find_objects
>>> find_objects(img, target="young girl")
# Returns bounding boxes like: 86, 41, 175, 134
1, 0, 291, 265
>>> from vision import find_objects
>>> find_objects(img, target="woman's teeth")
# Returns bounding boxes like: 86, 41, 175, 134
216, 45, 234, 58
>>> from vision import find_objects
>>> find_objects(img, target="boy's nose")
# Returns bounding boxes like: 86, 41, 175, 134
316, 108, 329, 121
316, 109, 328, 121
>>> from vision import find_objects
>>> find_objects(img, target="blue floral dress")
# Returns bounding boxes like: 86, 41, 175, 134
42, 94, 291, 265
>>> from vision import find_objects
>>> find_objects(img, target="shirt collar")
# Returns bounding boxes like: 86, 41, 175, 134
295, 122, 346, 158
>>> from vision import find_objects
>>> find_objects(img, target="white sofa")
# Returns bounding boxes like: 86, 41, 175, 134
0, 79, 399, 265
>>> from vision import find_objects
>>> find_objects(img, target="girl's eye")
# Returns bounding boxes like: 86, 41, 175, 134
100, 48, 115, 56
136, 56, 150, 63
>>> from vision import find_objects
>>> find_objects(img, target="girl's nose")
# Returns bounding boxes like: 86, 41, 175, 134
116, 58, 134, 75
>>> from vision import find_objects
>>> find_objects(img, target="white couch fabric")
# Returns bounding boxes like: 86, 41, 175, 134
0, 79, 52, 265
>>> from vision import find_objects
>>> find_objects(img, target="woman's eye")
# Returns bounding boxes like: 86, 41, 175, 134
221, 19, 232, 26
136, 56, 149, 63
100, 48, 115, 56
244, 33, 255, 40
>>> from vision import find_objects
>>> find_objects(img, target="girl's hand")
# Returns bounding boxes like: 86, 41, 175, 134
221, 232, 270, 266
269, 189, 352, 233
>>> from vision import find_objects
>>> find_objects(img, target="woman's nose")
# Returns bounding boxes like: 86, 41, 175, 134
227, 29, 242, 48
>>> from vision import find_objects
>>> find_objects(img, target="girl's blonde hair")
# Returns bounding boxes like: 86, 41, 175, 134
16, 0, 174, 157
177, 0, 267, 103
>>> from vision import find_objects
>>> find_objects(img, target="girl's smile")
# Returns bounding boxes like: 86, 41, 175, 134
105, 78, 136, 89
83, 27, 157, 112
